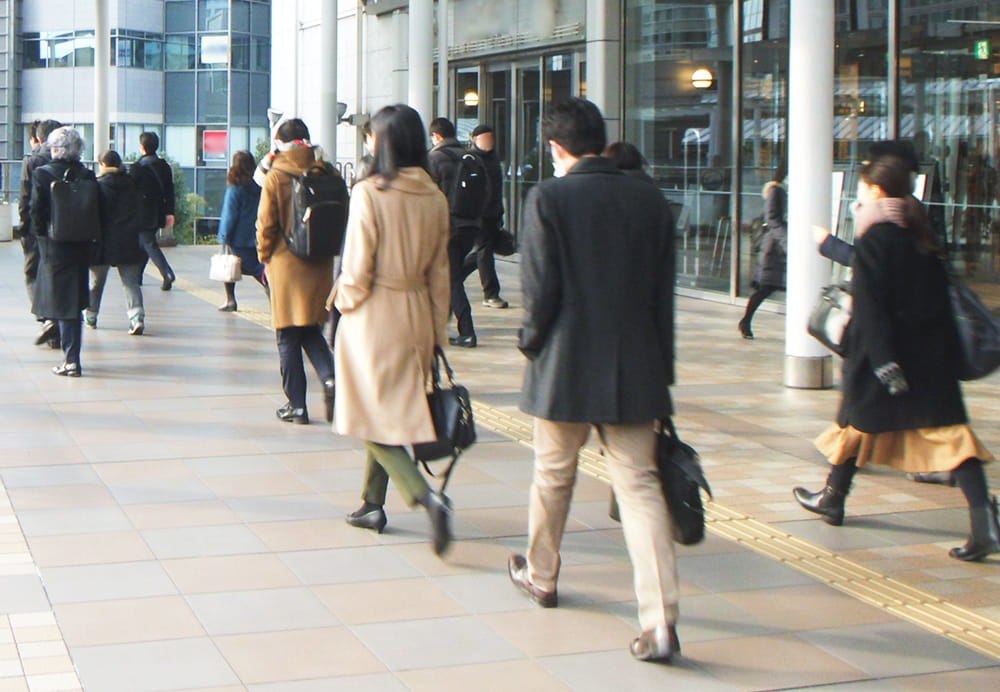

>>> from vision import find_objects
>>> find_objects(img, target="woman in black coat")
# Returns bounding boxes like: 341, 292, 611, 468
30, 127, 95, 377
793, 154, 999, 562
88, 150, 147, 335
738, 164, 787, 339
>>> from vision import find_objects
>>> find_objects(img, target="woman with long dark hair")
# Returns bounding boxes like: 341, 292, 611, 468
217, 150, 265, 311
329, 104, 454, 555
793, 153, 999, 562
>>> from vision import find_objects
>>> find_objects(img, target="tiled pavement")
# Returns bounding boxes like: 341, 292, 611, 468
0, 241, 998, 691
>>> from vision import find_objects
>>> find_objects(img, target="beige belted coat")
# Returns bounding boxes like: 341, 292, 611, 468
256, 146, 335, 330
329, 167, 451, 445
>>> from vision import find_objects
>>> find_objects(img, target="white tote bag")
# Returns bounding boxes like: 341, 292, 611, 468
209, 252, 242, 282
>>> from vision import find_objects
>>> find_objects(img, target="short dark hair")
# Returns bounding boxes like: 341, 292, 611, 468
542, 98, 606, 157
28, 120, 42, 142
471, 124, 494, 138
276, 118, 310, 143
227, 150, 256, 186
429, 117, 456, 139
99, 149, 123, 168
603, 141, 646, 171
367, 104, 429, 186
867, 140, 918, 173
37, 119, 63, 143
139, 131, 159, 154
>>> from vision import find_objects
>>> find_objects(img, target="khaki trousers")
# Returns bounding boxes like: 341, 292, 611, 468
527, 418, 680, 630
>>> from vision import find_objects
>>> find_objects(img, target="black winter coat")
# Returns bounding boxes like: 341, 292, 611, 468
18, 146, 49, 236
754, 182, 787, 289
838, 222, 967, 432
470, 144, 503, 229
93, 170, 146, 267
130, 154, 175, 230
428, 138, 480, 230
30, 159, 95, 320
519, 156, 675, 423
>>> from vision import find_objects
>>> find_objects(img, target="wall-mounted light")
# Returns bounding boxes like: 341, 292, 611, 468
463, 90, 480, 107
691, 68, 714, 89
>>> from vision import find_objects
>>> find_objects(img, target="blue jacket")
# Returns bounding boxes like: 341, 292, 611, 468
217, 182, 261, 247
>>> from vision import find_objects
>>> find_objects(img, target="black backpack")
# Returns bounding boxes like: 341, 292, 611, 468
445, 149, 490, 220
281, 163, 349, 260
42, 164, 101, 243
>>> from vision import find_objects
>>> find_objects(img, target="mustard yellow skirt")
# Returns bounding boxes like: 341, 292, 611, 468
815, 423, 993, 472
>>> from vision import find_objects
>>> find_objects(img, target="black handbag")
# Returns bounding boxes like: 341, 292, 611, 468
807, 282, 852, 356
412, 346, 476, 492
656, 418, 712, 545
948, 272, 1000, 381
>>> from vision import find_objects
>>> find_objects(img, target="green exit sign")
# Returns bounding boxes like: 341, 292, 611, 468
976, 40, 991, 60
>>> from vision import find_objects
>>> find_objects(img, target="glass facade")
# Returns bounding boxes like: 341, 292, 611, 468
164, 0, 271, 233
623, 0, 1000, 296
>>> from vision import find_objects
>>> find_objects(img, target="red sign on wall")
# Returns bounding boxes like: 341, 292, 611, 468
203, 130, 228, 160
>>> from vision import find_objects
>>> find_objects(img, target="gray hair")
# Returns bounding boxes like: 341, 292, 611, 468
46, 126, 84, 161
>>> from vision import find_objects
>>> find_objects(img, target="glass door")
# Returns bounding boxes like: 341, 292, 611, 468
512, 63, 542, 234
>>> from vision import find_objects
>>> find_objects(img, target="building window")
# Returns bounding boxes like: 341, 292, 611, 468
166, 35, 197, 70
111, 30, 164, 70
22, 31, 95, 69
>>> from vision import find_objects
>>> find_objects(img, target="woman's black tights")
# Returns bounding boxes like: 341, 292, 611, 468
953, 458, 990, 509
740, 285, 779, 327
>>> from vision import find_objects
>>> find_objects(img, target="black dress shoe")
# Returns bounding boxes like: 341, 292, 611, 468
793, 485, 847, 526
906, 471, 957, 487
449, 335, 477, 348
161, 274, 175, 291
424, 491, 453, 556
508, 554, 557, 607
738, 320, 754, 340
346, 504, 387, 533
35, 320, 58, 346
276, 404, 309, 424
323, 379, 335, 424
630, 623, 680, 663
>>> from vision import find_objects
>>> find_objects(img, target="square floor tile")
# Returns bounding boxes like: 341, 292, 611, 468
26, 532, 154, 568
0, 465, 101, 488
186, 587, 339, 635
678, 551, 816, 593
799, 621, 997, 677
141, 525, 268, 559
41, 561, 177, 603
249, 673, 407, 692
539, 649, 737, 692
0, 575, 51, 613
481, 606, 639, 657
17, 507, 132, 537
397, 660, 568, 692
225, 495, 342, 523
312, 578, 466, 625
163, 554, 301, 594
350, 615, 524, 671
72, 638, 239, 692
55, 596, 205, 646
214, 627, 384, 684
280, 546, 421, 586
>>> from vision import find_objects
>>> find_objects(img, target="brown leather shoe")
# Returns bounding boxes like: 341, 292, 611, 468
507, 554, 557, 608
630, 623, 680, 663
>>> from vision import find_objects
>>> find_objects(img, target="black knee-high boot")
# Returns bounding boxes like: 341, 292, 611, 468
218, 282, 237, 312
950, 458, 1000, 562
793, 458, 858, 526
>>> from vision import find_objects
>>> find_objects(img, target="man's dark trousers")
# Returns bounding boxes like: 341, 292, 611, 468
460, 221, 501, 300
276, 325, 334, 410
448, 226, 478, 337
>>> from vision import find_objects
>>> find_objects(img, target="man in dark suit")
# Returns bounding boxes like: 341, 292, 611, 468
131, 131, 176, 291
507, 98, 680, 663
427, 117, 479, 348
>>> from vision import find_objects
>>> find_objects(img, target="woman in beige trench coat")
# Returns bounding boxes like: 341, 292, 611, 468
329, 104, 454, 556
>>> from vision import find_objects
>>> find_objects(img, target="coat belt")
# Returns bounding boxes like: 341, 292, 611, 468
374, 277, 424, 291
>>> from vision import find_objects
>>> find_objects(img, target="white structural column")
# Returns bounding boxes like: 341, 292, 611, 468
784, 0, 834, 389
408, 0, 434, 129
93, 0, 110, 155
436, 0, 448, 118
319, 0, 338, 159
586, 0, 622, 141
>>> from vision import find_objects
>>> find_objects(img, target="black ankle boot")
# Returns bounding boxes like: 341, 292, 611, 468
950, 496, 1000, 562
346, 503, 387, 534
420, 491, 452, 557
793, 486, 848, 526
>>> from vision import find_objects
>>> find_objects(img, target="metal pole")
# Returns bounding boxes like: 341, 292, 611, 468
730, 0, 743, 298
408, 0, 434, 130
887, 0, 900, 139
94, 0, 110, 155
784, 0, 834, 389
319, 0, 338, 159
436, 0, 448, 119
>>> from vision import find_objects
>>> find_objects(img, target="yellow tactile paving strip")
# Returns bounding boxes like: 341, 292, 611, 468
194, 269, 1000, 664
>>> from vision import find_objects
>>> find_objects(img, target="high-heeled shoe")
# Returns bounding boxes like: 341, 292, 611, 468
738, 320, 754, 340
950, 496, 1000, 562
346, 504, 387, 533
423, 491, 452, 556
323, 379, 335, 424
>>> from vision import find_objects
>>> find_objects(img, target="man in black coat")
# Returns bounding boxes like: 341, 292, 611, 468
507, 98, 680, 663
428, 117, 479, 347
461, 124, 508, 308
130, 131, 176, 291
18, 119, 63, 347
